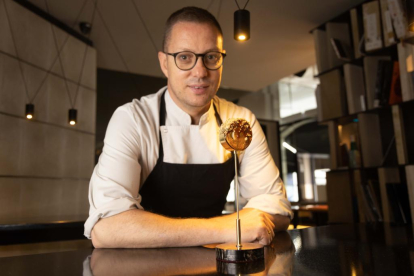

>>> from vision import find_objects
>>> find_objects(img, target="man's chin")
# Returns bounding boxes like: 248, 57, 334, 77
185, 98, 213, 110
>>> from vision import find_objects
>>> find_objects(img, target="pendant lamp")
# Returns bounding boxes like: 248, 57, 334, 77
234, 9, 250, 41
69, 109, 77, 126
234, 0, 251, 41
26, 104, 34, 120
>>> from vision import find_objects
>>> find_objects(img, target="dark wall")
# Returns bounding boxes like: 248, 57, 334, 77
285, 122, 330, 172
286, 122, 330, 154
96, 68, 252, 162
96, 69, 167, 156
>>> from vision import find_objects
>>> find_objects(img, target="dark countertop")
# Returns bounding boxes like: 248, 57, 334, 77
0, 215, 88, 245
1, 223, 414, 275
0, 214, 88, 228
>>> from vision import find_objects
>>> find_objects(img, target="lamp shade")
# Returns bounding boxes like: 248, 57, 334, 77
26, 104, 34, 119
234, 9, 250, 41
69, 109, 77, 125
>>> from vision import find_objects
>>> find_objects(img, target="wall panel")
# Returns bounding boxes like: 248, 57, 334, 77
0, 0, 96, 222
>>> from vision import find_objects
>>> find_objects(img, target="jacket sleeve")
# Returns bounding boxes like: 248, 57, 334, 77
84, 107, 144, 239
239, 113, 293, 219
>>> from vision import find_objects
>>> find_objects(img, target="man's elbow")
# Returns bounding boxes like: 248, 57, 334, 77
274, 214, 291, 231
91, 235, 101, 248
91, 222, 106, 248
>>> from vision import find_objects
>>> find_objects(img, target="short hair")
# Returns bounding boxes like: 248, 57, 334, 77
162, 6, 223, 52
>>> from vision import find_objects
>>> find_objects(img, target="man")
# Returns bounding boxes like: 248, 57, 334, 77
85, 6, 292, 248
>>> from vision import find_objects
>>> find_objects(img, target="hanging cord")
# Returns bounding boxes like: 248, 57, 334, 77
72, 0, 98, 109
0, 67, 4, 93
3, 0, 31, 102
288, 80, 293, 111
234, 0, 250, 10
130, 0, 158, 55
93, 0, 140, 92
44, 0, 74, 108
206, 0, 215, 10
30, 0, 89, 104
94, 5, 130, 71
217, 0, 223, 20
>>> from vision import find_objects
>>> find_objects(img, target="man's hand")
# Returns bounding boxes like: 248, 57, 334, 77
219, 208, 290, 246
238, 208, 276, 245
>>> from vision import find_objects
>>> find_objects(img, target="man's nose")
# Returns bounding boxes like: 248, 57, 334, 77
191, 56, 208, 78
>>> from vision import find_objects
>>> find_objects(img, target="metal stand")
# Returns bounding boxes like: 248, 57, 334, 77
234, 151, 242, 250
216, 151, 264, 263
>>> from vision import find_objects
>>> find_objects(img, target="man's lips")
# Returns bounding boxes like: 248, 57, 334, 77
188, 84, 209, 89
188, 84, 210, 94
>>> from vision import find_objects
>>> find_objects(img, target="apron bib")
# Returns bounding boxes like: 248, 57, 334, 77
140, 91, 235, 218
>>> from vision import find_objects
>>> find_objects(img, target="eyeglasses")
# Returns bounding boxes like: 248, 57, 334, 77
165, 51, 226, 71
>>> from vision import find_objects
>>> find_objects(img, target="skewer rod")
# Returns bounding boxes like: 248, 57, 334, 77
234, 150, 242, 249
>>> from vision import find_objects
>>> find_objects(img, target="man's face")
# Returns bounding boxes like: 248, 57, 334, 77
158, 22, 224, 115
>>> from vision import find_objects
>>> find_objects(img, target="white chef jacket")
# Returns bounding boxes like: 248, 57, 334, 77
84, 87, 293, 238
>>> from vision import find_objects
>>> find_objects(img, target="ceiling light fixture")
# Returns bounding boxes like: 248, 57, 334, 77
69, 109, 77, 126
26, 104, 34, 120
234, 0, 250, 41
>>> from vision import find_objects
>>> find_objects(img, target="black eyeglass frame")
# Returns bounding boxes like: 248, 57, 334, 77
165, 51, 227, 71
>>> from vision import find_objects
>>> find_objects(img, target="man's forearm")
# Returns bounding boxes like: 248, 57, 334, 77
91, 208, 290, 248
92, 209, 233, 248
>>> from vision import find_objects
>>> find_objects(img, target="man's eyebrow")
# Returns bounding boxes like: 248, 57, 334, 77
175, 47, 222, 52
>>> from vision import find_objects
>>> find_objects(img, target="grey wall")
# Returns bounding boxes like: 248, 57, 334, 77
96, 69, 167, 156
238, 82, 280, 121
0, 0, 96, 221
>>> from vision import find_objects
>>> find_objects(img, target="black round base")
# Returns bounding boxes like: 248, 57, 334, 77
215, 243, 264, 263
216, 258, 265, 275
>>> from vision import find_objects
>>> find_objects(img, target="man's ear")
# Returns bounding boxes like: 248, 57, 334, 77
158, 51, 168, 78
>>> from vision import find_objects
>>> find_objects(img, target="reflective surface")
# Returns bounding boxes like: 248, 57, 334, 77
88, 231, 294, 276
1, 223, 414, 275
290, 223, 414, 276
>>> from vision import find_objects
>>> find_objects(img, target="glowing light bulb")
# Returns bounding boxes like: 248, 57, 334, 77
238, 34, 246, 41
70, 120, 76, 125
26, 114, 33, 119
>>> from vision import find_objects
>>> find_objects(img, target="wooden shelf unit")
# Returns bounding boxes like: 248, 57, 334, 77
312, 0, 414, 224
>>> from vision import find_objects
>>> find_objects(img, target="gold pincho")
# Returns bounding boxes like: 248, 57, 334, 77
219, 118, 252, 151
216, 118, 264, 265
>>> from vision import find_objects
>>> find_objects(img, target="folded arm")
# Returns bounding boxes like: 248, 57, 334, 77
91, 208, 289, 248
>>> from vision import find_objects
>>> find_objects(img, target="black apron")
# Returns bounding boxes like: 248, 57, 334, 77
140, 91, 235, 218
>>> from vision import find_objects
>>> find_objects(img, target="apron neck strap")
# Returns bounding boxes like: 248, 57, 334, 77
158, 89, 223, 158
213, 103, 223, 126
